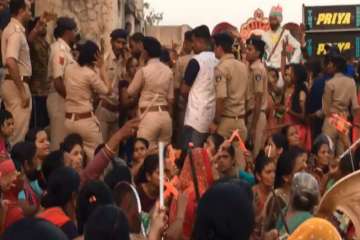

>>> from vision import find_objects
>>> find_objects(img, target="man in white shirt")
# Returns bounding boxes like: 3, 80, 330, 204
262, 5, 302, 70
180, 25, 218, 149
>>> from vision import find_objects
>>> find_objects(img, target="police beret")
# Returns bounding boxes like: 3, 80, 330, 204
246, 35, 265, 52
110, 29, 128, 40
56, 17, 77, 31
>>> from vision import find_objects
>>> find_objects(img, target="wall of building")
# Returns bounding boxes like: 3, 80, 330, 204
145, 25, 192, 49
35, 0, 144, 49
36, 0, 120, 44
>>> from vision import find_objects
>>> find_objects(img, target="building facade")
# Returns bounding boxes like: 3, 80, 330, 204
146, 25, 192, 49
35, 0, 144, 47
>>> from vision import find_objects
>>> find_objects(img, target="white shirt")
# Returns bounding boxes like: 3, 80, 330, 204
184, 51, 218, 133
261, 27, 301, 69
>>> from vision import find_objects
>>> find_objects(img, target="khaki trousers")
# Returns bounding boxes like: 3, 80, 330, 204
47, 92, 66, 151
0, 80, 32, 145
65, 114, 103, 162
247, 112, 267, 158
137, 111, 172, 150
322, 117, 347, 156
95, 104, 119, 142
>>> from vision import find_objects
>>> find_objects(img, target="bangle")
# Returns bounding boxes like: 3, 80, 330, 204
104, 144, 116, 155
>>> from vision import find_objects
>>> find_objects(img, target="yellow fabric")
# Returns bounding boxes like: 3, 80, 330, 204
288, 217, 341, 240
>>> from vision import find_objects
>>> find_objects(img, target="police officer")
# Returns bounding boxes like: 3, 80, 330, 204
1, 0, 32, 145
47, 17, 77, 151
322, 49, 359, 155
64, 40, 112, 161
126, 36, 174, 150
245, 35, 268, 158
210, 33, 249, 142
95, 29, 128, 141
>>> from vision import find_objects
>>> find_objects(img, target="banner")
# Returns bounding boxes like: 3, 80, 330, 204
304, 5, 360, 31
306, 31, 360, 58
240, 8, 270, 40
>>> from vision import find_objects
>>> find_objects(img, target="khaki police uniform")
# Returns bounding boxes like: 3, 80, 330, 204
64, 63, 110, 161
215, 54, 249, 140
246, 59, 268, 157
1, 18, 32, 145
322, 72, 359, 155
47, 38, 75, 151
95, 51, 126, 141
172, 53, 192, 146
127, 58, 174, 149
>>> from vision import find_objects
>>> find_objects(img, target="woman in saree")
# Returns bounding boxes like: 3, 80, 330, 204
169, 145, 215, 239
288, 217, 341, 240
352, 65, 360, 144
262, 147, 308, 236
282, 63, 312, 151
276, 172, 320, 237
0, 159, 23, 232
252, 152, 276, 239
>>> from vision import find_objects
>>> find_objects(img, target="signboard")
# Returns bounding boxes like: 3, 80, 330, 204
304, 4, 360, 31
306, 31, 360, 58
240, 8, 270, 40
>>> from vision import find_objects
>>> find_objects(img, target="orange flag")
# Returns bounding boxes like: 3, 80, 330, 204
228, 129, 250, 154
329, 113, 352, 134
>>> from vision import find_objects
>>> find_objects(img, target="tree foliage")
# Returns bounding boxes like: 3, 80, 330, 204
144, 1, 163, 26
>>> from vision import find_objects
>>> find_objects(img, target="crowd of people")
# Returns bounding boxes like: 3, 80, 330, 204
0, 0, 359, 239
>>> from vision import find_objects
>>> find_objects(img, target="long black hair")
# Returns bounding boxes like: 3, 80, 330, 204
290, 64, 308, 114
76, 181, 114, 234
274, 147, 306, 189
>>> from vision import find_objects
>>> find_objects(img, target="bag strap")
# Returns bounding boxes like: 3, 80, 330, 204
267, 28, 286, 62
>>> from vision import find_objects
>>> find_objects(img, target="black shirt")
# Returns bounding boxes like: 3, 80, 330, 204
183, 59, 200, 87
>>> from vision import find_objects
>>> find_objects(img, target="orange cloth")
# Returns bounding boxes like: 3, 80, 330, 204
288, 217, 341, 240
0, 160, 24, 231
169, 148, 214, 238
37, 207, 71, 228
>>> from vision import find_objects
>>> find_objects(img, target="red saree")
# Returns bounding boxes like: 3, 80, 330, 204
352, 89, 360, 144
169, 148, 214, 238
284, 92, 312, 151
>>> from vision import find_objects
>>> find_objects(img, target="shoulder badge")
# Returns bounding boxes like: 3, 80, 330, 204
255, 74, 262, 82
59, 43, 66, 51
216, 74, 224, 83
59, 56, 65, 65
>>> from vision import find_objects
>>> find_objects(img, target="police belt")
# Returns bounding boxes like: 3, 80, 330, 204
101, 100, 119, 113
65, 112, 93, 121
221, 114, 246, 120
5, 74, 30, 83
139, 105, 168, 114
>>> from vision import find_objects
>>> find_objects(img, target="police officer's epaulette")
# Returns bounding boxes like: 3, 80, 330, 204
59, 44, 66, 51
13, 23, 23, 33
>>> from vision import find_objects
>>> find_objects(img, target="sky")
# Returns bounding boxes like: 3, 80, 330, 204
147, 0, 360, 30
